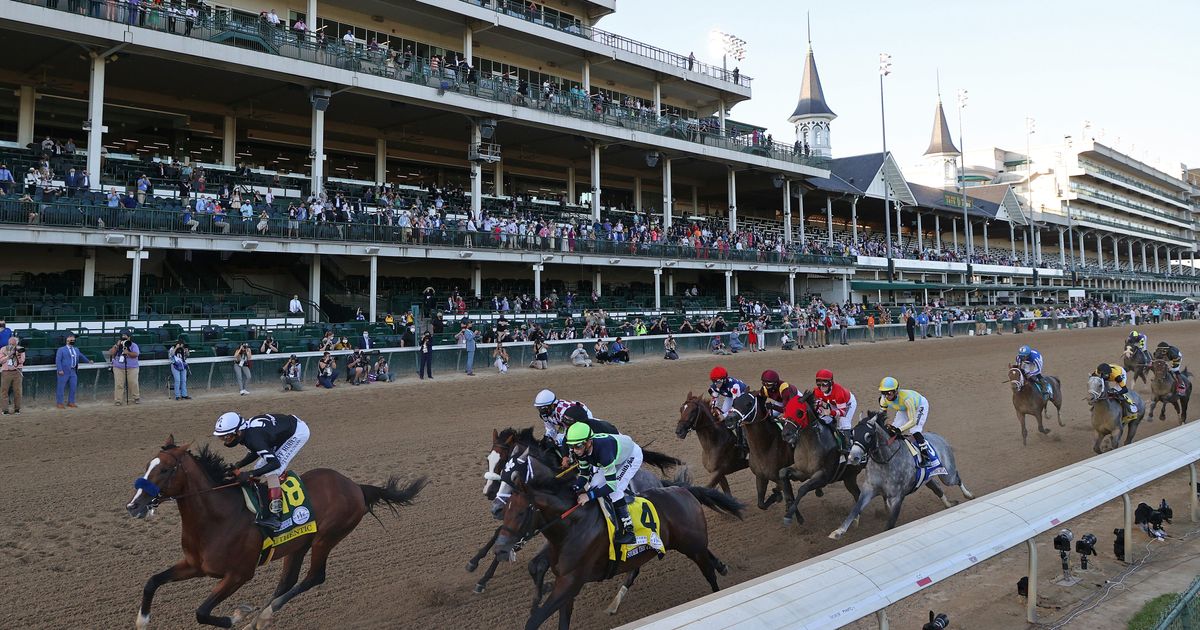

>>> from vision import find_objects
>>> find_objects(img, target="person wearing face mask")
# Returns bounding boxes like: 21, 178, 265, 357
109, 333, 141, 405
55, 334, 93, 409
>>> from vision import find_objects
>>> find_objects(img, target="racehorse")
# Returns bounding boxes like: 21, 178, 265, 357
1007, 366, 1064, 445
777, 389, 862, 527
724, 392, 793, 510
1086, 375, 1145, 453
494, 455, 743, 629
1123, 344, 1151, 384
1148, 359, 1191, 424
828, 413, 973, 540
675, 392, 748, 494
127, 436, 426, 630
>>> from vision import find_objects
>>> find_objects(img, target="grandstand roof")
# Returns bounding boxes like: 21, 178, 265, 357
971, 184, 1030, 225
788, 46, 836, 122
924, 100, 960, 157
908, 182, 998, 219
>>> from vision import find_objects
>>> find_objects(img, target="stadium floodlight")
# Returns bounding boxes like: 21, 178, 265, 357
772, 173, 785, 188
704, 262, 715, 268
608, 258, 621, 264
365, 246, 380, 255
749, 265, 759, 270
541, 254, 554, 262
105, 233, 126, 244
459, 251, 473, 258
309, 88, 331, 112
664, 260, 678, 267
878, 52, 892, 77
241, 241, 259, 250
645, 151, 660, 168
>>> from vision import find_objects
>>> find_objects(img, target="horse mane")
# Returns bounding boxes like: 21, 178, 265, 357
515, 427, 538, 446
192, 444, 231, 485
526, 471, 576, 497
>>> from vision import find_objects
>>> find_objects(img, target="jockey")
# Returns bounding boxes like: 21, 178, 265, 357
877, 377, 935, 468
812, 369, 857, 452
213, 412, 310, 528
708, 366, 748, 418
1092, 363, 1139, 422
1127, 330, 1148, 353
1015, 345, 1051, 398
1152, 342, 1187, 395
534, 389, 595, 449
565, 422, 643, 546
759, 369, 799, 421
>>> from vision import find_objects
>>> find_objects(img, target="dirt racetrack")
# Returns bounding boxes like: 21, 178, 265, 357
2, 320, 1198, 630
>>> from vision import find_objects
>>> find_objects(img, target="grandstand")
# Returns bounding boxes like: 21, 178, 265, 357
0, 0, 1196, 341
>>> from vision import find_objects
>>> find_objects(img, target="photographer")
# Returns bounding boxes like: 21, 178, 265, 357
316, 352, 336, 389
168, 339, 191, 400
1, 335, 25, 415
663, 334, 679, 360
259, 335, 279, 355
346, 349, 367, 385
109, 333, 141, 405
372, 354, 393, 382
232, 342, 253, 395
280, 354, 303, 391
417, 331, 433, 380
529, 339, 549, 370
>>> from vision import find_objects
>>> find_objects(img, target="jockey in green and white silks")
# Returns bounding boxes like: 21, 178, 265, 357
565, 423, 643, 545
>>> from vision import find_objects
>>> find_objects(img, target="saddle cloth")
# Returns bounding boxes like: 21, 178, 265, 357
601, 497, 665, 562
241, 471, 318, 566
903, 440, 947, 494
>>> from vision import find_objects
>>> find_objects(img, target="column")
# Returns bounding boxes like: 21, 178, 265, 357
1112, 238, 1120, 271
463, 26, 473, 65
666, 270, 674, 295
310, 102, 326, 197
1141, 242, 1148, 272
1058, 229, 1066, 268
825, 196, 834, 246
308, 254, 321, 322
916, 213, 923, 251
936, 215, 943, 250
727, 168, 737, 232
83, 249, 96, 297
798, 191, 806, 243
1009, 223, 1015, 259
590, 142, 601, 221
582, 58, 591, 92
983, 221, 989, 254
1192, 251, 1197, 277
653, 80, 661, 116
1096, 235, 1104, 269
718, 98, 726, 133
374, 138, 387, 184
1127, 240, 1134, 273
732, 272, 739, 297
17, 85, 35, 148
724, 271, 732, 309
222, 115, 237, 166
782, 181, 792, 243
662, 158, 673, 229
952, 218, 958, 250
593, 269, 602, 297
306, 0, 317, 41
533, 264, 543, 302
472, 264, 482, 299
653, 268, 662, 310
368, 255, 378, 322
787, 272, 796, 304
86, 53, 107, 185
691, 185, 698, 215
1023, 230, 1030, 263
634, 176, 643, 213
567, 166, 576, 203
128, 248, 143, 318
494, 160, 504, 197
1034, 229, 1042, 265
1078, 232, 1085, 268
470, 120, 483, 220
851, 197, 859, 243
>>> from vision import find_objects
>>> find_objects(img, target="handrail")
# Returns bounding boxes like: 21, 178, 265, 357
622, 420, 1200, 630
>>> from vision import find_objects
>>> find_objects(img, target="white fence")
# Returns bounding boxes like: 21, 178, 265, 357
620, 420, 1200, 630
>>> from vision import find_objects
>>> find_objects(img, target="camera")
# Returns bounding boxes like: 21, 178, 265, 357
1052, 528, 1073, 552
922, 611, 950, 630
1076, 533, 1097, 570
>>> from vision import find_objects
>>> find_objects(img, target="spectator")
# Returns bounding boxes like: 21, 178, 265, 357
594, 338, 611, 364
0, 319, 9, 347
0, 335, 24, 415
232, 342, 253, 395
0, 163, 14, 195
281, 355, 303, 391
317, 330, 336, 352
974, 309, 987, 336
610, 336, 630, 364
570, 342, 592, 367
359, 330, 372, 350
493, 339, 510, 374
109, 333, 140, 405
709, 336, 730, 355
728, 331, 744, 353
418, 330, 433, 379
905, 310, 916, 342
169, 339, 191, 400
347, 350, 368, 385
457, 322, 478, 376
288, 294, 303, 316
664, 335, 679, 360
316, 352, 336, 388
260, 335, 279, 355
373, 355, 394, 382
54, 333, 91, 409
529, 339, 549, 370
333, 336, 352, 350
839, 313, 850, 345
780, 331, 796, 350
866, 314, 876, 343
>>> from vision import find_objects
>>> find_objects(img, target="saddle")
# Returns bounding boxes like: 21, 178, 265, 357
902, 439, 947, 494
599, 497, 665, 562
241, 471, 318, 566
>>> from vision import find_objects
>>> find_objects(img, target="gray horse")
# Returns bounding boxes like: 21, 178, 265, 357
1086, 375, 1145, 453
1123, 345, 1151, 384
829, 412, 973, 540
1008, 366, 1064, 445
1147, 359, 1192, 424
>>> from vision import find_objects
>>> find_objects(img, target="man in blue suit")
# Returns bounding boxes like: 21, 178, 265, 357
55, 333, 93, 408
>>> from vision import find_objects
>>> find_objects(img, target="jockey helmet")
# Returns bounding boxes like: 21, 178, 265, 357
815, 369, 834, 382
212, 412, 243, 436
533, 389, 556, 408
1129, 330, 1140, 339
1157, 341, 1169, 348
878, 376, 899, 392
564, 422, 594, 446
561, 405, 589, 425
1096, 363, 1113, 378
1017, 345, 1033, 358
761, 370, 781, 387
709, 366, 728, 381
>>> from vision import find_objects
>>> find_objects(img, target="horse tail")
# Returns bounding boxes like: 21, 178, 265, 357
359, 476, 428, 520
685, 485, 745, 520
659, 466, 693, 488
642, 449, 683, 473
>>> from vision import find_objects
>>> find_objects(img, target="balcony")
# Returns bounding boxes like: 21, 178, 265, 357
1078, 159, 1189, 208
1069, 182, 1192, 228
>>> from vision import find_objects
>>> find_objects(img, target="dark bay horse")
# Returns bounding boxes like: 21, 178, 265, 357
1123, 344, 1151, 384
1148, 359, 1191, 424
676, 392, 748, 494
495, 455, 743, 629
778, 389, 862, 527
127, 436, 426, 630
1008, 366, 1064, 445
724, 392, 793, 510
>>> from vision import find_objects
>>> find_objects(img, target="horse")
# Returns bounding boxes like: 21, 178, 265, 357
828, 413, 973, 540
494, 454, 743, 629
1123, 344, 1151, 384
675, 392, 748, 494
1007, 366, 1065, 445
723, 392, 793, 510
777, 389, 863, 527
1086, 375, 1145, 453
1148, 359, 1192, 424
126, 436, 426, 630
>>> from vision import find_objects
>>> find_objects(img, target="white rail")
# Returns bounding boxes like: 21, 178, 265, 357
620, 420, 1200, 630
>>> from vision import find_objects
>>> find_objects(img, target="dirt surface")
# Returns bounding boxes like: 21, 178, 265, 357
2, 320, 1198, 630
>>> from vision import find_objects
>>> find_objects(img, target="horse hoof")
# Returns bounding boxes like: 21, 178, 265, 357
828, 530, 845, 541
782, 517, 792, 526
229, 605, 257, 626
814, 488, 824, 498
473, 583, 486, 594
1040, 428, 1051, 434
466, 560, 479, 572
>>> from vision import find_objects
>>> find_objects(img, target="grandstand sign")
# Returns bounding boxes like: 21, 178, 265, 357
941, 191, 972, 209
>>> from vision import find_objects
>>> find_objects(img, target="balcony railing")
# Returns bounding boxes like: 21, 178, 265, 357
458, 0, 753, 88
11, 1, 806, 167
1070, 182, 1192, 226
1078, 158, 1188, 204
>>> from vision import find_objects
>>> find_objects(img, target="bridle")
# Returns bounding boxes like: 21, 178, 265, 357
496, 457, 581, 552
135, 451, 240, 509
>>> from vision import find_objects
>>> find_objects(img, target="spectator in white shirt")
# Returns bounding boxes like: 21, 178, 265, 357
570, 342, 592, 367
288, 295, 303, 315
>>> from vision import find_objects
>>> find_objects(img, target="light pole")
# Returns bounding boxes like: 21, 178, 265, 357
957, 88, 971, 260
879, 52, 893, 277
708, 30, 746, 80
1025, 116, 1036, 266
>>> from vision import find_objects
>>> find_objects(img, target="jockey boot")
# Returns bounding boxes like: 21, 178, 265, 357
913, 433, 935, 468
1175, 374, 1187, 397
257, 486, 284, 530
612, 500, 636, 546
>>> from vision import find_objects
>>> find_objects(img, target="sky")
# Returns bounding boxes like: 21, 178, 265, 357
600, 1, 1200, 175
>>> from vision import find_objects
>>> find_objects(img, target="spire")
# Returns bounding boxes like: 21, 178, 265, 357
924, 98, 959, 157
788, 42, 836, 122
